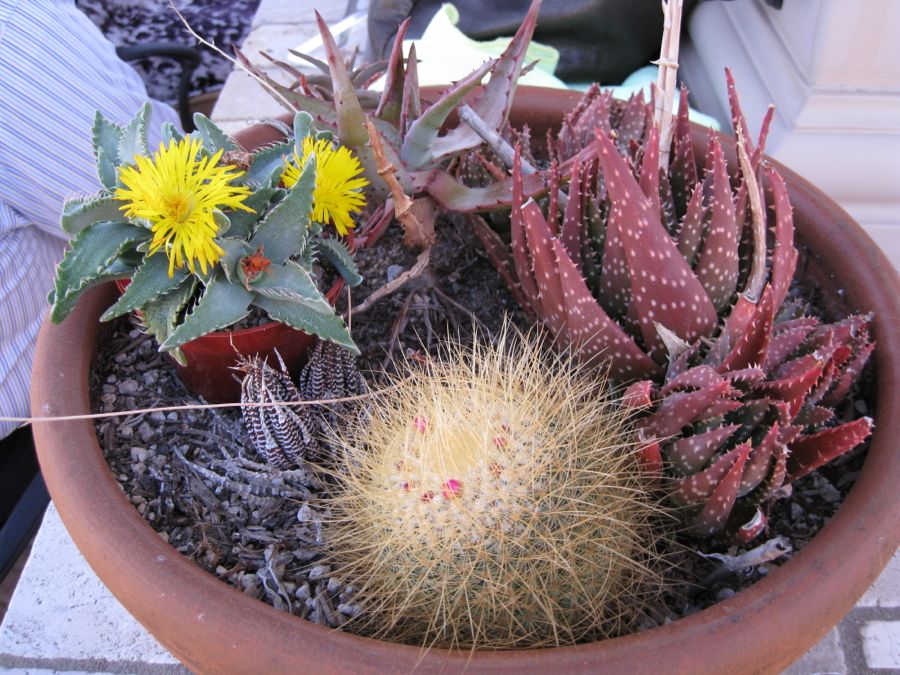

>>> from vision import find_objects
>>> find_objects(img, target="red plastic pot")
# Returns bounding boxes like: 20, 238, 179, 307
31, 87, 900, 673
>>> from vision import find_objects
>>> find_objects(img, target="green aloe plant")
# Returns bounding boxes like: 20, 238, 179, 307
49, 106, 364, 363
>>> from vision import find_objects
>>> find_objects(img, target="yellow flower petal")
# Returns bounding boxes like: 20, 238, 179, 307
282, 136, 369, 235
114, 137, 253, 276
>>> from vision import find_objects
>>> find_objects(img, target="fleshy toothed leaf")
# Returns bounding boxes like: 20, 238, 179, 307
375, 17, 411, 125
193, 113, 237, 154
595, 130, 718, 356
92, 111, 122, 168
315, 11, 368, 149
253, 294, 356, 353
160, 272, 252, 350
694, 139, 739, 310
217, 238, 255, 284
427, 0, 541, 160
672, 441, 751, 508
786, 417, 874, 481
117, 103, 151, 166
293, 111, 315, 148
60, 193, 125, 234
676, 185, 705, 266
315, 238, 362, 287
245, 143, 292, 188
667, 424, 741, 475
553, 237, 661, 380
140, 277, 197, 350
223, 187, 275, 239
95, 145, 118, 191
49, 221, 147, 323
688, 442, 752, 537
400, 58, 496, 170
251, 260, 332, 309
765, 166, 798, 313
100, 254, 188, 321
250, 155, 315, 263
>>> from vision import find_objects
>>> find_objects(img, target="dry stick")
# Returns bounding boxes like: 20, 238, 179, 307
457, 104, 569, 209
0, 388, 401, 426
654, 0, 684, 171
736, 126, 767, 304
169, 0, 297, 114
349, 119, 433, 317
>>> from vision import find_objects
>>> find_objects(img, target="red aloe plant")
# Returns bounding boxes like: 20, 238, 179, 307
624, 313, 874, 542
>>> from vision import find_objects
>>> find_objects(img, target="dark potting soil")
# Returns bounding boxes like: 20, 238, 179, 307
89, 215, 873, 638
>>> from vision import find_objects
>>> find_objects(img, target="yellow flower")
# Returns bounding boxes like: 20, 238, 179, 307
282, 136, 368, 236
115, 137, 254, 276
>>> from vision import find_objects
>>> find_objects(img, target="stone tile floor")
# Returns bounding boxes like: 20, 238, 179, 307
1, 0, 898, 672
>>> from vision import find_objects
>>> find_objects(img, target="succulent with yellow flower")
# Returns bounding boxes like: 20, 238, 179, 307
49, 106, 364, 361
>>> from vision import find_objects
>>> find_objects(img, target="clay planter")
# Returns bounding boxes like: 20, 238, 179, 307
32, 87, 900, 673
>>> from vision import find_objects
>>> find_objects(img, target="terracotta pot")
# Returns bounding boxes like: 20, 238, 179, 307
31, 87, 900, 674
114, 278, 344, 403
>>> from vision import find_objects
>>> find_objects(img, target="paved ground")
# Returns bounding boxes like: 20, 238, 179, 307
1, 0, 898, 672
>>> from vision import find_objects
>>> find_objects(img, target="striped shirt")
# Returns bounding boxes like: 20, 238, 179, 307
0, 0, 181, 438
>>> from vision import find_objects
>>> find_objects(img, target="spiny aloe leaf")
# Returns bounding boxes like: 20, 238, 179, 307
638, 127, 661, 218
794, 405, 834, 427
668, 424, 741, 475
688, 442, 753, 537
719, 285, 775, 372
101, 254, 188, 321
758, 354, 824, 402
250, 155, 315, 263
469, 215, 531, 314
676, 184, 705, 266
765, 166, 798, 313
739, 424, 780, 496
425, 166, 545, 212
315, 238, 362, 287
595, 130, 718, 355
616, 92, 649, 152
786, 417, 874, 481
648, 380, 736, 437
60, 193, 125, 234
254, 293, 356, 353
660, 364, 722, 395
400, 42, 421, 135
49, 221, 146, 323
139, 276, 196, 351
428, 0, 542, 160
764, 321, 818, 372
161, 272, 253, 350
725, 68, 753, 151
694, 139, 739, 310
508, 149, 543, 313
559, 161, 585, 268
521, 200, 567, 338
234, 49, 339, 127
669, 86, 698, 214
400, 58, 496, 170
823, 338, 875, 406
673, 440, 751, 507
553, 236, 660, 380
118, 103, 151, 166
315, 10, 367, 148
375, 17, 411, 125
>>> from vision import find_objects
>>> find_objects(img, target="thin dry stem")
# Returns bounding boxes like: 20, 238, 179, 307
737, 126, 767, 303
653, 0, 684, 170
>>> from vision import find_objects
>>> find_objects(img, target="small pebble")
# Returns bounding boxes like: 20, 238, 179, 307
106, 374, 117, 384
716, 588, 736, 601
295, 583, 311, 601
790, 503, 803, 520
130, 446, 149, 463
386, 264, 404, 282
215, 565, 228, 578
138, 422, 154, 442
100, 393, 117, 406
297, 504, 314, 523
117, 379, 139, 395
308, 564, 330, 580
166, 412, 178, 421
150, 411, 166, 422
142, 371, 159, 386
327, 577, 341, 594
118, 425, 134, 439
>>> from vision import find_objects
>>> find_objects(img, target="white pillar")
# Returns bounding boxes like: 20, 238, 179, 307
681, 0, 900, 269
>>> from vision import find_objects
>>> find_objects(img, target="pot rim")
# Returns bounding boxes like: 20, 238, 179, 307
31, 86, 900, 674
